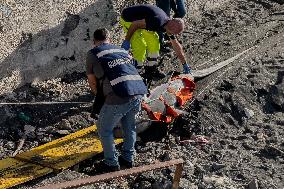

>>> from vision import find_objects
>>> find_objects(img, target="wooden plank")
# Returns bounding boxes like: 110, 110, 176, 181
35, 159, 184, 189
0, 158, 52, 189
16, 125, 123, 170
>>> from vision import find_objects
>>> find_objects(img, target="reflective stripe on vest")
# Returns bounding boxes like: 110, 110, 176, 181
91, 43, 147, 97
97, 49, 129, 58
110, 75, 143, 86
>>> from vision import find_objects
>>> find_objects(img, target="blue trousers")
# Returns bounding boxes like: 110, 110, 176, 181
97, 97, 141, 166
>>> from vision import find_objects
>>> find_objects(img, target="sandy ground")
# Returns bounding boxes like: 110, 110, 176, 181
0, 0, 283, 188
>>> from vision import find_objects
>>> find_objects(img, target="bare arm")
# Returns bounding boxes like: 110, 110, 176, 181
125, 19, 146, 41
87, 74, 97, 95
86, 52, 98, 95
170, 38, 187, 64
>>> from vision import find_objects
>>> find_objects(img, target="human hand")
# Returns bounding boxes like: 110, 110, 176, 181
121, 40, 130, 50
183, 63, 191, 74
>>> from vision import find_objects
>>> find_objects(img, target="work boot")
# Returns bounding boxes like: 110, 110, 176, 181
89, 161, 120, 175
144, 65, 166, 80
119, 156, 133, 169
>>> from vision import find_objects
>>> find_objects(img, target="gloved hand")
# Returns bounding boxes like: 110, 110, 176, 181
121, 40, 130, 51
183, 63, 191, 74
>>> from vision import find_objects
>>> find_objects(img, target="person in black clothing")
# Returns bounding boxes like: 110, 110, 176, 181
120, 4, 191, 78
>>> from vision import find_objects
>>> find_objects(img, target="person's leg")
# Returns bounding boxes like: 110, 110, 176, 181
120, 17, 146, 68
97, 104, 123, 167
142, 30, 166, 79
156, 0, 171, 44
142, 30, 160, 66
120, 97, 141, 163
156, 0, 171, 16
130, 30, 147, 68
173, 0, 186, 18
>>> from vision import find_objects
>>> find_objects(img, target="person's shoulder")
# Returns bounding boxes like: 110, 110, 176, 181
86, 49, 98, 62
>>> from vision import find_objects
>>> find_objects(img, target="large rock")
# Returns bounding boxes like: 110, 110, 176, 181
0, 0, 119, 95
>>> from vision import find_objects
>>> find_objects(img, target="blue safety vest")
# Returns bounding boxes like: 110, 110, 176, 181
91, 43, 147, 97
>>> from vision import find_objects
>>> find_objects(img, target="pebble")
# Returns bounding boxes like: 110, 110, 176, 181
24, 125, 36, 134
56, 130, 70, 135
40, 136, 52, 143
203, 175, 227, 186
5, 141, 15, 150
36, 132, 45, 136
58, 119, 72, 130
212, 162, 226, 170
244, 108, 254, 118
256, 132, 266, 141
179, 178, 198, 189
152, 182, 163, 189
139, 181, 152, 189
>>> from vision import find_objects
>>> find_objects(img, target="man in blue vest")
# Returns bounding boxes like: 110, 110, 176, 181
86, 28, 148, 172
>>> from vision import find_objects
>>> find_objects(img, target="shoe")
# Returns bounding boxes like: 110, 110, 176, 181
89, 161, 120, 175
119, 156, 133, 169
144, 65, 166, 80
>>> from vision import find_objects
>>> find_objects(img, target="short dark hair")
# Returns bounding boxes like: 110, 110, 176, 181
93, 28, 109, 41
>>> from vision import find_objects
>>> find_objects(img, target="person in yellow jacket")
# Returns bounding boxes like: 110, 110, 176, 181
120, 4, 191, 80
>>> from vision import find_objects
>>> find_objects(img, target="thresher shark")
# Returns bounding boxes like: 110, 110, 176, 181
114, 46, 256, 136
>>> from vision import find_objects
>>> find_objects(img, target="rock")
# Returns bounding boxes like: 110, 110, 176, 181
37, 127, 47, 133
184, 160, 195, 175
5, 141, 15, 150
271, 85, 284, 110
152, 182, 163, 189
0, 107, 13, 125
58, 119, 72, 130
163, 181, 172, 189
203, 175, 226, 186
179, 178, 198, 189
36, 132, 45, 136
24, 125, 36, 134
45, 126, 57, 134
139, 181, 152, 189
56, 130, 70, 135
244, 108, 254, 118
40, 136, 52, 143
212, 162, 226, 171
256, 132, 266, 141
242, 141, 256, 150
247, 179, 259, 189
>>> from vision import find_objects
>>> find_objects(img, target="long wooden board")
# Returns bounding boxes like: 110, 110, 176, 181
16, 125, 123, 171
0, 158, 52, 189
